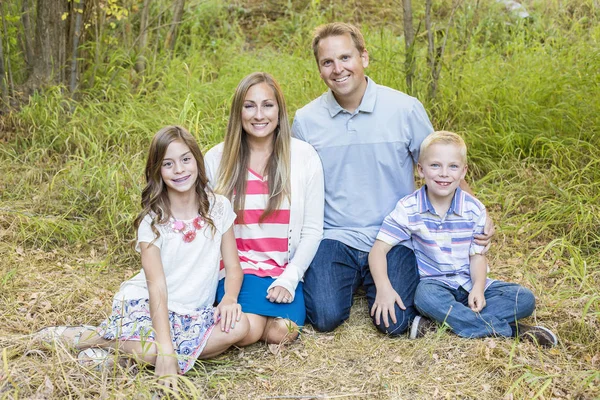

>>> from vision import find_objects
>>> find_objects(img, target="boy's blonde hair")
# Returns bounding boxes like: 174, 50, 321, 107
419, 131, 468, 164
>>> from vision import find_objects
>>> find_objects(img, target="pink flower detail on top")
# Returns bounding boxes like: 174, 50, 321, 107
171, 215, 204, 243
183, 230, 196, 243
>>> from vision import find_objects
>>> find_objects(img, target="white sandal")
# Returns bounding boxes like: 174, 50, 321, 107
35, 325, 97, 347
77, 348, 112, 371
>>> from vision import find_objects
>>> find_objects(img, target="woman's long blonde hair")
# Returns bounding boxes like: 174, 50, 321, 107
216, 72, 291, 223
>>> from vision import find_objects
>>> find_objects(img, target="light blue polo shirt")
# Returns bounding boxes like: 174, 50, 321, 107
292, 77, 434, 252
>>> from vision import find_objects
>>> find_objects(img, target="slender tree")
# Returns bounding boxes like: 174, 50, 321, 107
135, 0, 151, 73
0, 1, 14, 95
20, 0, 35, 74
164, 0, 185, 53
402, 0, 415, 94
69, 0, 85, 94
0, 18, 8, 109
426, 0, 460, 101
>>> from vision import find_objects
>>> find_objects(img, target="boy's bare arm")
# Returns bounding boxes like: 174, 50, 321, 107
468, 253, 488, 312
368, 240, 406, 328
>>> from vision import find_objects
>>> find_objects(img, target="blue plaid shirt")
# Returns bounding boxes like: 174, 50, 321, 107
376, 186, 494, 292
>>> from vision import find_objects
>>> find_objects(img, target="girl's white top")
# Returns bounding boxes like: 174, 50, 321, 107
114, 193, 236, 315
204, 138, 324, 301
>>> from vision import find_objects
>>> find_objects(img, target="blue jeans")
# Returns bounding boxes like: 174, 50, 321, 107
303, 239, 420, 336
414, 280, 536, 338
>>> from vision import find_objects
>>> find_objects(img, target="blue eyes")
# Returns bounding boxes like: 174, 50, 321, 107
430, 164, 460, 169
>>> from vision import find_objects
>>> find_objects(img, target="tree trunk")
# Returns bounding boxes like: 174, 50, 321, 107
69, 0, 84, 94
0, 17, 8, 110
164, 0, 185, 54
135, 0, 151, 73
21, 0, 35, 75
402, 0, 415, 95
1, 1, 14, 96
426, 0, 459, 102
26, 0, 69, 90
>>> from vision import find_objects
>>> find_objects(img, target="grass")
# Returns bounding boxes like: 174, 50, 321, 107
1, 0, 599, 398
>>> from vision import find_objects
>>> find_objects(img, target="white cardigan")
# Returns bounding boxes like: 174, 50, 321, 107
204, 138, 324, 301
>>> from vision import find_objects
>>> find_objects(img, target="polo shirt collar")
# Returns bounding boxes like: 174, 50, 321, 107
324, 76, 377, 117
418, 186, 465, 216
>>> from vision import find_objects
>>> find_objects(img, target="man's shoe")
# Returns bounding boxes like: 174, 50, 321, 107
409, 315, 437, 339
511, 323, 558, 347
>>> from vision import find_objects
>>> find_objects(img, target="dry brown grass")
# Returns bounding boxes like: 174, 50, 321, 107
1, 211, 598, 399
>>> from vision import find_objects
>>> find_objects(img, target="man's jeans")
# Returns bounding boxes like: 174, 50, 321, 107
414, 280, 536, 338
303, 239, 420, 336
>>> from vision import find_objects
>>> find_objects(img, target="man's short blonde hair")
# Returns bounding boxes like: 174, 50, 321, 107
419, 131, 468, 164
312, 22, 366, 64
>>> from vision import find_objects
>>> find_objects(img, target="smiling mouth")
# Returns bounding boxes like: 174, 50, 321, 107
173, 176, 190, 183
334, 76, 349, 83
435, 181, 452, 186
252, 123, 268, 128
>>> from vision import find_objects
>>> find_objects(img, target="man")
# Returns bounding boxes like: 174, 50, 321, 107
292, 22, 493, 335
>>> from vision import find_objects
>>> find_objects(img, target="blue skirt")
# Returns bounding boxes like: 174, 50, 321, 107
217, 274, 305, 326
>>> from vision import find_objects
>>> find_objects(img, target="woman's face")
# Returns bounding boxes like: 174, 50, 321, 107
241, 82, 279, 141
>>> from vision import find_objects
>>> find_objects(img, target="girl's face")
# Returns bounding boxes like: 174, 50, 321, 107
160, 140, 198, 195
241, 82, 279, 142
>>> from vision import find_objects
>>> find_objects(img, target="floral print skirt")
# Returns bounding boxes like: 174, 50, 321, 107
95, 298, 215, 374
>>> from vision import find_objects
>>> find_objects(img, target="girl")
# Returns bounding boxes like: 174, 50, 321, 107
204, 72, 324, 345
39, 126, 249, 387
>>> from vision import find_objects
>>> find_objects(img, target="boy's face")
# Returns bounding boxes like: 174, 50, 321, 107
316, 33, 369, 101
417, 143, 467, 202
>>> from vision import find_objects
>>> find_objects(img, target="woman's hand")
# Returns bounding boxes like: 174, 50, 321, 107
266, 286, 293, 303
216, 295, 242, 333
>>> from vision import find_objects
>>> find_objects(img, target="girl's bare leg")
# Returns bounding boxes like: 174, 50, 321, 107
200, 313, 250, 358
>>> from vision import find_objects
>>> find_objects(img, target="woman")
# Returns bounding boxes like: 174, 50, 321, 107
204, 72, 324, 345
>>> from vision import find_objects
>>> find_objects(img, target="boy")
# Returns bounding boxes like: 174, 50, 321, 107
368, 131, 557, 346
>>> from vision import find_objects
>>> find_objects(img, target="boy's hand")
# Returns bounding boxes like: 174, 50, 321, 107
370, 285, 406, 328
266, 286, 293, 303
216, 295, 242, 333
468, 289, 487, 312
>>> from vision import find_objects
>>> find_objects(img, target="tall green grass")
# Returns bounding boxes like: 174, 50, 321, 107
1, 0, 598, 263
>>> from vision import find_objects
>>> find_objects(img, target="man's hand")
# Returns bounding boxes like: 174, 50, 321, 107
474, 215, 495, 252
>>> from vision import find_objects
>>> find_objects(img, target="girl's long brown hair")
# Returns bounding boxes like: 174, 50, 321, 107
134, 125, 215, 239
215, 72, 291, 223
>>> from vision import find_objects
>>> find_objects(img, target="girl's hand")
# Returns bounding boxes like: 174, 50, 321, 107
266, 286, 293, 303
154, 352, 179, 391
216, 296, 242, 333
468, 289, 487, 312
370, 284, 406, 328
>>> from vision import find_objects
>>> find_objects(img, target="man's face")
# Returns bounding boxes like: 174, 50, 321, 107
316, 33, 369, 104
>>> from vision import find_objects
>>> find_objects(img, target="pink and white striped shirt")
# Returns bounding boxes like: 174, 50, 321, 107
220, 168, 290, 279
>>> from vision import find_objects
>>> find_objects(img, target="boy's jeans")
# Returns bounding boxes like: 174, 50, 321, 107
304, 239, 420, 336
414, 280, 536, 338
